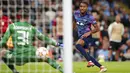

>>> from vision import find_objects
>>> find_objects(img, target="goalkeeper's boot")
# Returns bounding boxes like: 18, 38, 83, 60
99, 66, 107, 73
87, 61, 94, 67
13, 69, 19, 73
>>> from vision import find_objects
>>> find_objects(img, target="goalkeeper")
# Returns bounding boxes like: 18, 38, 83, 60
0, 9, 63, 73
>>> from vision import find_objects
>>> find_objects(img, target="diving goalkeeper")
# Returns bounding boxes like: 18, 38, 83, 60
0, 9, 63, 73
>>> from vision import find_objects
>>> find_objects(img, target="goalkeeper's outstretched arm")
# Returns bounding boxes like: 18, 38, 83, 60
34, 27, 57, 46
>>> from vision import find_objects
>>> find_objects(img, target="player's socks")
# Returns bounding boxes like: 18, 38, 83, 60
8, 65, 19, 73
46, 58, 63, 73
89, 56, 102, 68
2, 57, 19, 73
76, 44, 91, 61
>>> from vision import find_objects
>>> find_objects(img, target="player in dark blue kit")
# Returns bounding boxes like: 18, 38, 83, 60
73, 1, 107, 73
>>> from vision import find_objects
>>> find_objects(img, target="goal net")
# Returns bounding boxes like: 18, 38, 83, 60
0, 0, 72, 73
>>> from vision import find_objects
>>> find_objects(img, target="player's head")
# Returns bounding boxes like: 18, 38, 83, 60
79, 1, 88, 14
92, 10, 99, 20
115, 14, 121, 23
20, 8, 29, 19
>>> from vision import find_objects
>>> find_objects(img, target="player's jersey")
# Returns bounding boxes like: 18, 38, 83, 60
0, 21, 56, 54
73, 10, 97, 37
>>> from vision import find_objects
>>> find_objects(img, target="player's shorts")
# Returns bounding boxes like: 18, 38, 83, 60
4, 47, 41, 66
80, 36, 94, 49
110, 41, 121, 51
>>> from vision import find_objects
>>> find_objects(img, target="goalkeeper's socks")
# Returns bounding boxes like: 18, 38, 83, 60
89, 56, 102, 68
47, 58, 63, 73
12, 69, 19, 73
8, 64, 19, 73
2, 57, 19, 73
76, 44, 91, 61
57, 65, 63, 73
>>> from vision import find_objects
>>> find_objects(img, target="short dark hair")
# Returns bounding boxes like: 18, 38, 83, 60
80, 1, 88, 6
21, 8, 29, 19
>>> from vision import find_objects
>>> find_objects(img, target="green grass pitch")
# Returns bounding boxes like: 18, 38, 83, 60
0, 62, 130, 73
73, 62, 130, 73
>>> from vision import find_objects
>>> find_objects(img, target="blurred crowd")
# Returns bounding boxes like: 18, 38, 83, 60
0, 0, 130, 62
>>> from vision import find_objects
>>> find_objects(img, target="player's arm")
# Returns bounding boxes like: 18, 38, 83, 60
82, 23, 99, 38
91, 23, 100, 34
108, 23, 113, 37
90, 15, 100, 34
73, 15, 77, 30
34, 28, 57, 46
0, 25, 12, 48
121, 24, 124, 35
82, 16, 99, 38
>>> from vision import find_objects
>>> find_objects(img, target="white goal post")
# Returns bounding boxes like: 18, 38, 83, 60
0, 0, 73, 73
63, 0, 73, 73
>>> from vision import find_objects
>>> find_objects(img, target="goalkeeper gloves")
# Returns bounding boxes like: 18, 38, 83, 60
56, 43, 63, 47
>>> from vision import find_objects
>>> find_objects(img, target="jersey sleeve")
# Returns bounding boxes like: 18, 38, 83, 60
108, 24, 112, 36
33, 27, 57, 46
73, 13, 77, 29
90, 15, 97, 25
0, 24, 12, 48
73, 14, 76, 22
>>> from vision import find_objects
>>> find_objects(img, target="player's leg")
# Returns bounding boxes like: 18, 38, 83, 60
34, 48, 63, 73
85, 49, 107, 72
85, 46, 102, 68
75, 38, 92, 62
108, 49, 112, 61
115, 50, 119, 61
0, 49, 19, 73
2, 57, 19, 73
109, 41, 120, 61
45, 58, 63, 73
84, 49, 101, 67
115, 43, 121, 61
109, 41, 114, 61
36, 57, 63, 73
76, 37, 96, 67
84, 38, 107, 72
84, 38, 102, 68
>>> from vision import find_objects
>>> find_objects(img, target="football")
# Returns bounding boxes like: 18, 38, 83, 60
36, 47, 49, 60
